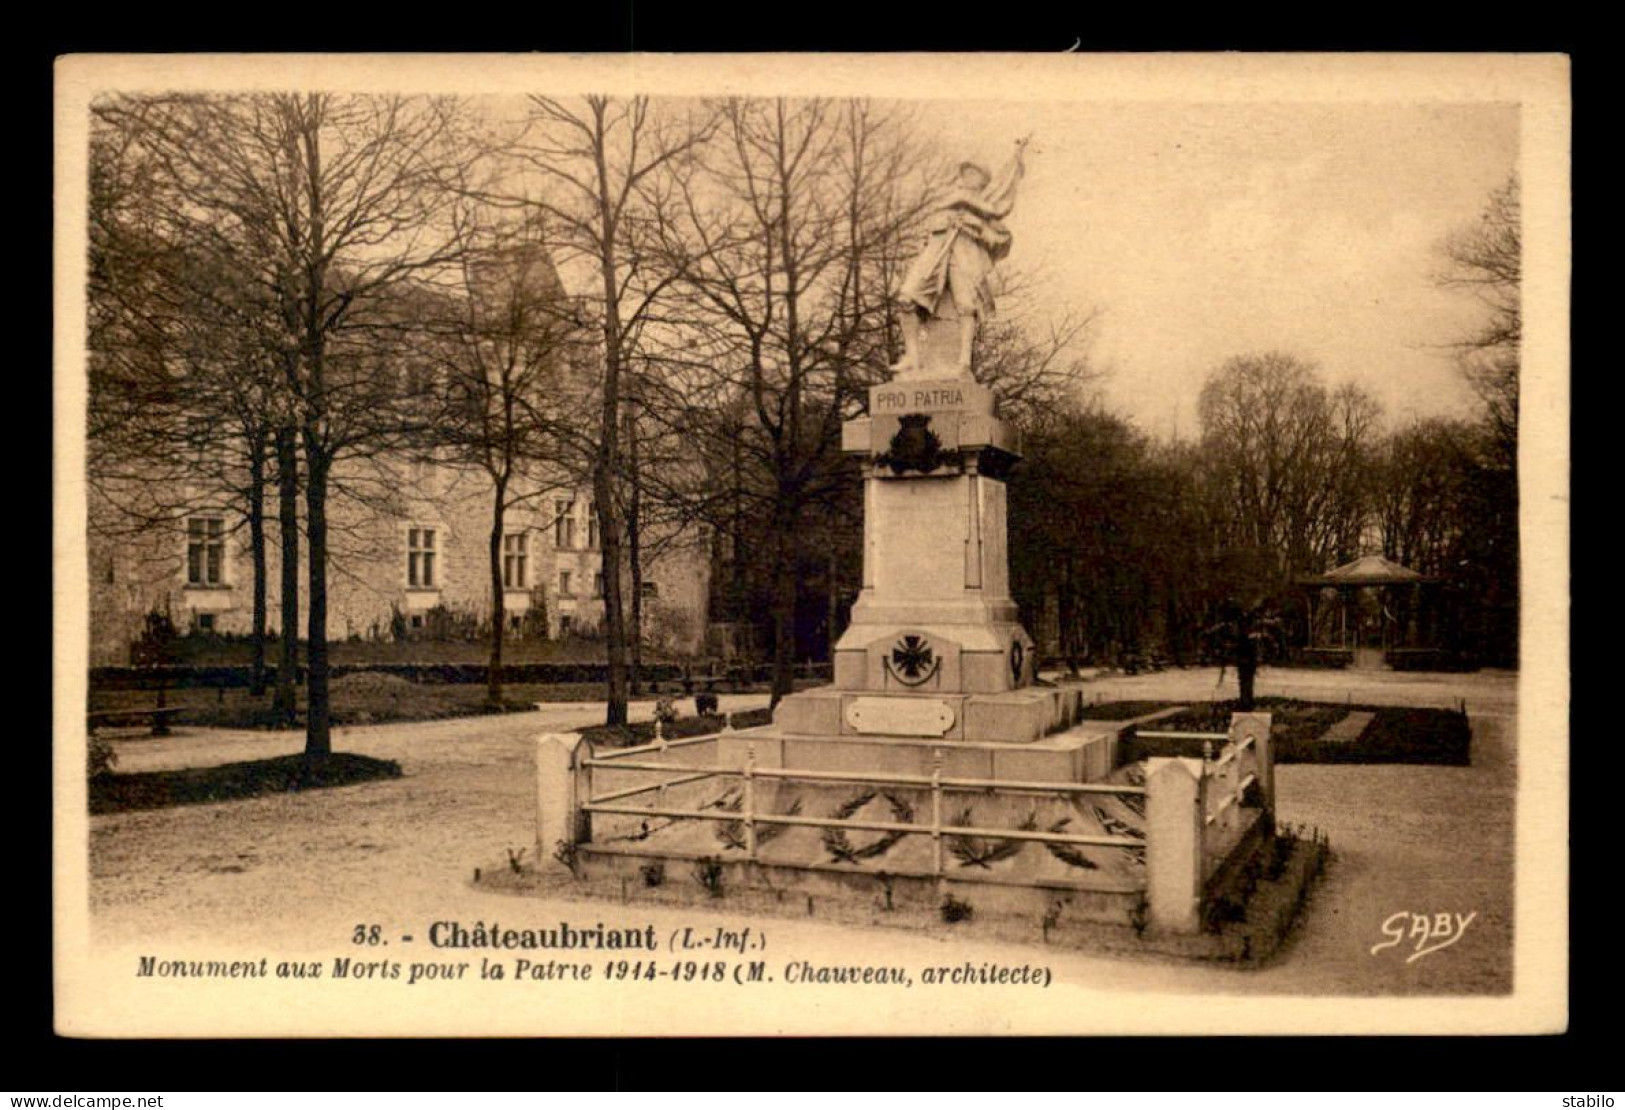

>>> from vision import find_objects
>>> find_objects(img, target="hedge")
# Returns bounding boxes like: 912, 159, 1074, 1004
89, 660, 832, 691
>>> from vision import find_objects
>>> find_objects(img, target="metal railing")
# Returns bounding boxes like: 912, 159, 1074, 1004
579, 742, 1148, 890
1136, 724, 1263, 877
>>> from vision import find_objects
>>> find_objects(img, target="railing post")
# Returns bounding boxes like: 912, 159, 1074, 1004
536, 732, 589, 871
743, 741, 758, 861
931, 748, 945, 892
1145, 756, 1203, 934
1230, 711, 1274, 816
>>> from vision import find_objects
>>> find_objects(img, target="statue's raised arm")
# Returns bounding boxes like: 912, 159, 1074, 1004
979, 134, 1029, 219
891, 135, 1031, 379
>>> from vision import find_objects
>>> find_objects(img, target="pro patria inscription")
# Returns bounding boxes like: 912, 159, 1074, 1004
868, 378, 993, 416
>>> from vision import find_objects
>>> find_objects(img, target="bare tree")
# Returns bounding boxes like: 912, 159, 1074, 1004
102, 92, 481, 757
1008, 400, 1170, 667
88, 109, 289, 695
429, 210, 590, 705
1427, 175, 1522, 663
1373, 417, 1473, 576
1196, 352, 1383, 593
653, 97, 938, 705
973, 265, 1104, 426
1437, 175, 1520, 472
501, 95, 714, 726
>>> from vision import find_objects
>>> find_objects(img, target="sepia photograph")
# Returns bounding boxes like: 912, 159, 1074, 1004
52, 52, 1570, 1038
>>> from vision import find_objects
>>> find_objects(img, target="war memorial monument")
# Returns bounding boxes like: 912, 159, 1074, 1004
528, 137, 1298, 949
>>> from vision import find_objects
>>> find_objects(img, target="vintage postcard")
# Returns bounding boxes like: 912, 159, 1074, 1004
54, 52, 1570, 1037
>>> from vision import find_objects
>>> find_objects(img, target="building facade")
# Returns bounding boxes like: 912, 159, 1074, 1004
86, 457, 711, 666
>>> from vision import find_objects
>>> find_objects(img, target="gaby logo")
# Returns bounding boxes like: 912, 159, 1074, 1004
1369, 910, 1478, 963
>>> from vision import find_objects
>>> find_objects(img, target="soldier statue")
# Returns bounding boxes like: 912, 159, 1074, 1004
891, 135, 1030, 379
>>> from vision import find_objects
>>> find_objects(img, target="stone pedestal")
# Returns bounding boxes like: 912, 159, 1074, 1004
771, 317, 1076, 755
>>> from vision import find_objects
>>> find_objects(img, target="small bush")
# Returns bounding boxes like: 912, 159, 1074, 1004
692, 857, 725, 898
639, 861, 666, 888
940, 893, 975, 924
580, 707, 771, 749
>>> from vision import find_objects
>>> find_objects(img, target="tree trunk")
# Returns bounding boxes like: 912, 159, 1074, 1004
626, 406, 644, 695
1237, 633, 1259, 711
298, 95, 332, 761
247, 428, 268, 698
769, 514, 797, 708
594, 168, 629, 727
273, 427, 300, 726
487, 477, 507, 708
595, 468, 629, 726
303, 445, 332, 757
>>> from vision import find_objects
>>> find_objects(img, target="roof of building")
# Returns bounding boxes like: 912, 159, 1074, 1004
1299, 553, 1430, 587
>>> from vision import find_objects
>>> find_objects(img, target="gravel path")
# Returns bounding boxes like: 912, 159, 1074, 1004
84, 671, 1521, 1019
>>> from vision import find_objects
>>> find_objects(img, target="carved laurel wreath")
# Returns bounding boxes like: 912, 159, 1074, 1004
714, 795, 804, 852
821, 790, 915, 863
1120, 763, 1148, 818
945, 807, 1033, 869
876, 414, 945, 476
1041, 816, 1101, 871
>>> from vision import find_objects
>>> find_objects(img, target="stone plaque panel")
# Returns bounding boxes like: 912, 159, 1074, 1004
844, 696, 956, 737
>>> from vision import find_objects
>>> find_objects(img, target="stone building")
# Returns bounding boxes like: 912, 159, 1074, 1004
86, 228, 711, 666
86, 459, 711, 666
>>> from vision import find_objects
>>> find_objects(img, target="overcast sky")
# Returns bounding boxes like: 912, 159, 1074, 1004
910, 100, 1518, 439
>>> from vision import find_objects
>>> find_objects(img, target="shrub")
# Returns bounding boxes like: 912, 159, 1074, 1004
940, 893, 974, 924
692, 857, 725, 898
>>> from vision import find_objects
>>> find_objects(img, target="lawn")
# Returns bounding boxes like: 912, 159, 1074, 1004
1078, 699, 1185, 721
89, 666, 813, 730
1103, 697, 1472, 765
163, 635, 672, 667
86, 676, 658, 729
89, 752, 402, 815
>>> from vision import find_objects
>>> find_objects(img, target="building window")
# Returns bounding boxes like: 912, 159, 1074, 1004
187, 516, 225, 586
559, 615, 574, 635
194, 613, 216, 632
558, 570, 573, 597
641, 581, 660, 599
555, 500, 576, 550
407, 527, 437, 588
587, 499, 600, 548
593, 571, 605, 597
503, 533, 528, 589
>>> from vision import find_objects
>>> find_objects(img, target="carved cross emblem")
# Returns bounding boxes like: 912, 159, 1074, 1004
887, 634, 940, 687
